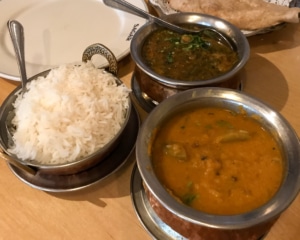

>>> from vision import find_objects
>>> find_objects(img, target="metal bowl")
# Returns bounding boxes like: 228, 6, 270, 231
0, 43, 131, 175
135, 87, 300, 239
130, 12, 250, 103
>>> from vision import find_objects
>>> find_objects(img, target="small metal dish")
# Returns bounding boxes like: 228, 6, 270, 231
130, 12, 250, 103
0, 43, 131, 175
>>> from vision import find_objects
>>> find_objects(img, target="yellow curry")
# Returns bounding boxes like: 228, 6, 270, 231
151, 107, 284, 215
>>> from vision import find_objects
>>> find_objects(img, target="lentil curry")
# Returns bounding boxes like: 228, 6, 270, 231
142, 28, 239, 81
151, 107, 284, 215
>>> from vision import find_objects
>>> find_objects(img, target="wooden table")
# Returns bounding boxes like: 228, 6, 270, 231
1, 12, 300, 240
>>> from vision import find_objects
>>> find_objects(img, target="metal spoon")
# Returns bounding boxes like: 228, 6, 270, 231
7, 20, 28, 92
103, 0, 233, 49
3, 20, 37, 175
0, 149, 37, 175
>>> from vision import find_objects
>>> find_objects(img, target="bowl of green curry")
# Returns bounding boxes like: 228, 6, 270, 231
130, 12, 250, 104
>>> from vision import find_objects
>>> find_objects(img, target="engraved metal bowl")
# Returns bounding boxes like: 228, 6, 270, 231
0, 43, 131, 175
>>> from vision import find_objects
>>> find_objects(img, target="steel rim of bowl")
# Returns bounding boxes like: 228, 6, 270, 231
135, 87, 300, 229
0, 68, 132, 171
130, 12, 250, 89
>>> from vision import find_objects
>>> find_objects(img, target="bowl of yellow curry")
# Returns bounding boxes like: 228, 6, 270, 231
135, 87, 300, 240
130, 13, 250, 104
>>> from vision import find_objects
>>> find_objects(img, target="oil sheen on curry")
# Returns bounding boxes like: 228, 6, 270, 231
151, 107, 284, 215
142, 27, 239, 81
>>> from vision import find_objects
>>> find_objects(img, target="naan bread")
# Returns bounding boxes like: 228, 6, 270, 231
169, 0, 300, 30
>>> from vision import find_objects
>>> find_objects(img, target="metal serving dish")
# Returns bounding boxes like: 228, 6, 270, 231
0, 43, 131, 175
135, 87, 300, 239
130, 13, 250, 103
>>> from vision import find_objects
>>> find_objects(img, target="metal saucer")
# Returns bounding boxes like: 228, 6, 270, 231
131, 74, 157, 113
131, 74, 244, 113
130, 164, 187, 240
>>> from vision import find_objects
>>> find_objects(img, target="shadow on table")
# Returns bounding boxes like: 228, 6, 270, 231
240, 22, 300, 112
247, 23, 300, 54
242, 52, 289, 112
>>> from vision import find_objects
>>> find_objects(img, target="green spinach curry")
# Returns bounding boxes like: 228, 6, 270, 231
142, 28, 239, 81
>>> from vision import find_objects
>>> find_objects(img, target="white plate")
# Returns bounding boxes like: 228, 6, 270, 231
0, 0, 148, 81
149, 0, 296, 36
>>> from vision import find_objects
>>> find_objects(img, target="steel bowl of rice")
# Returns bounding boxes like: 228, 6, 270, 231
0, 43, 132, 175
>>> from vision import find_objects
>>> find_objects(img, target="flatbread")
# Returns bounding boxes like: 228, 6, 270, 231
168, 0, 300, 30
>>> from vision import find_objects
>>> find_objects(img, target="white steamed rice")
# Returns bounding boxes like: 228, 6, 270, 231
8, 61, 130, 165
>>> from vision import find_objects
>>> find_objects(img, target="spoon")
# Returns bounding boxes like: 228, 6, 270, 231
7, 20, 28, 93
0, 149, 37, 175
103, 0, 233, 49
3, 20, 37, 175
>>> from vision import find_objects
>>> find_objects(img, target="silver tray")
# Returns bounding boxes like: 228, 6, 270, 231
149, 0, 299, 36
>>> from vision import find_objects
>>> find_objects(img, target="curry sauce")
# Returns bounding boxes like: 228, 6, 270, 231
151, 107, 284, 215
142, 28, 239, 81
